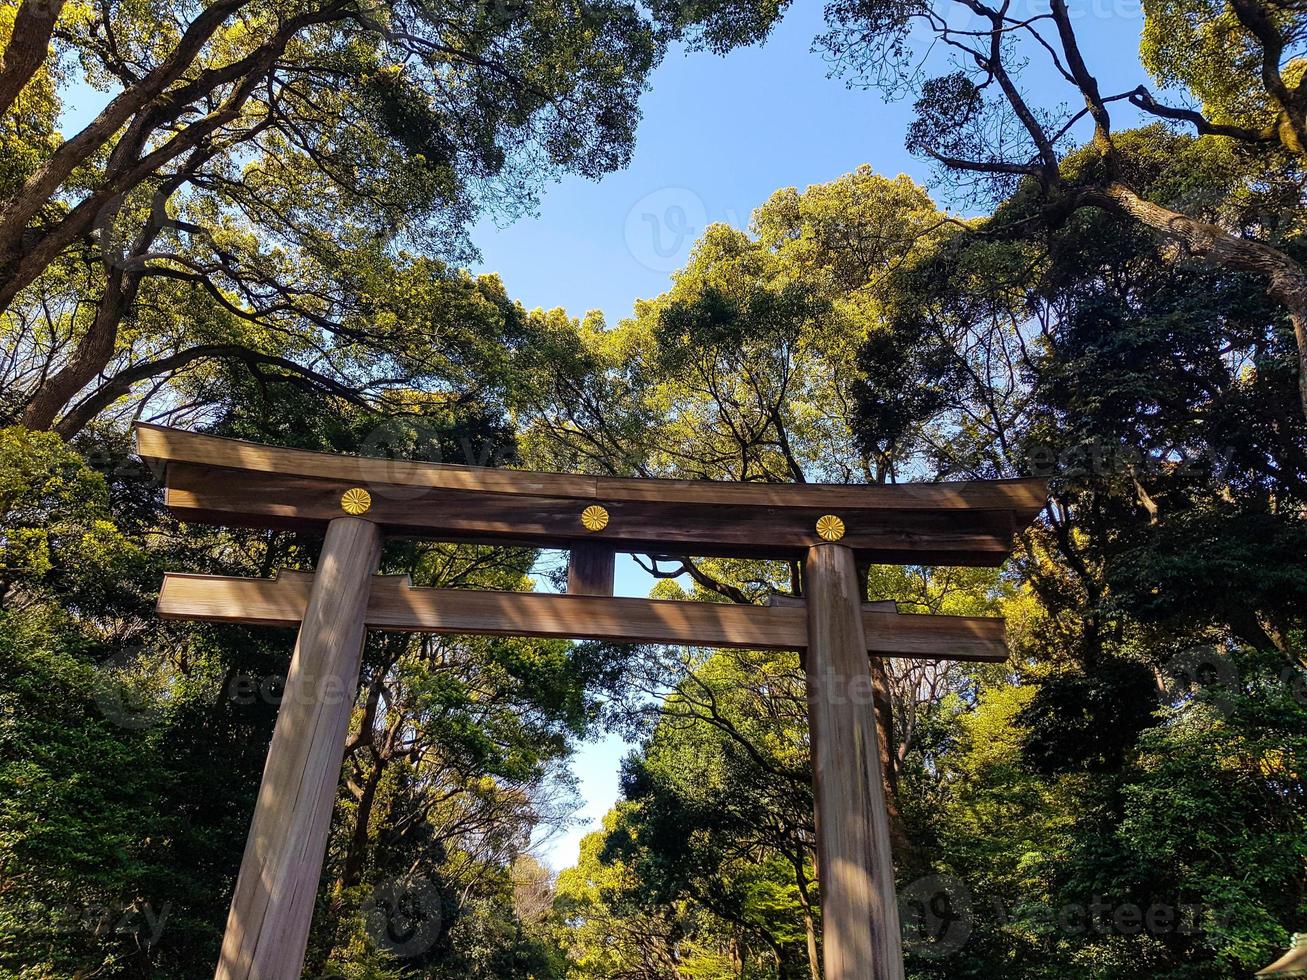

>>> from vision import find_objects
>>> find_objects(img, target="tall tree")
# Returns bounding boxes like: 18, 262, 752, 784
0, 0, 667, 432
851, 140, 1307, 975
810, 0, 1307, 417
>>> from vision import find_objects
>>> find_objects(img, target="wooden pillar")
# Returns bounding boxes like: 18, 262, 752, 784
216, 516, 382, 980
567, 542, 615, 596
803, 543, 904, 980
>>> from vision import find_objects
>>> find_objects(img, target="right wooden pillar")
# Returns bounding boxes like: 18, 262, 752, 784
803, 543, 905, 980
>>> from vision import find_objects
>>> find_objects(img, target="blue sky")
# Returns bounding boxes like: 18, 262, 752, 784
525, 552, 663, 869
469, 0, 923, 326
479, 2, 1152, 870
59, 0, 1151, 872
469, 0, 1151, 327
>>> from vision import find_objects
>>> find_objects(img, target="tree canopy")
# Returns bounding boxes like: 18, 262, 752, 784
1, 1, 1305, 978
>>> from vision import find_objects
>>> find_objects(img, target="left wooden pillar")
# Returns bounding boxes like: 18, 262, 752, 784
216, 516, 381, 980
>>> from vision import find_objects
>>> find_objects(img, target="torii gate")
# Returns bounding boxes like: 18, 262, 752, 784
135, 424, 1046, 980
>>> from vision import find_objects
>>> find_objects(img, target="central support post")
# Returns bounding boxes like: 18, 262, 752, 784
804, 543, 905, 980
216, 516, 381, 979
567, 542, 615, 596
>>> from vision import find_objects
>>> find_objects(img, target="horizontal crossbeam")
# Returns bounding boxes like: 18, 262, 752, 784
156, 571, 1009, 662
136, 425, 1046, 564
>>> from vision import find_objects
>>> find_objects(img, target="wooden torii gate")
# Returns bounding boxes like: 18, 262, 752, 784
135, 424, 1046, 980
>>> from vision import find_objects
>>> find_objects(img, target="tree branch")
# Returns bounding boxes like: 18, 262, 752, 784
54, 342, 373, 436
0, 0, 66, 117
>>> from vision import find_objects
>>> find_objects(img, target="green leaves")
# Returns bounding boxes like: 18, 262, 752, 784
0, 426, 138, 604
517, 169, 949, 488
1140, 0, 1286, 133
560, 649, 817, 978
2, 0, 676, 433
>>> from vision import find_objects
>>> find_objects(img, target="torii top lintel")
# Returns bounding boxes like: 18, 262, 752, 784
135, 424, 1046, 565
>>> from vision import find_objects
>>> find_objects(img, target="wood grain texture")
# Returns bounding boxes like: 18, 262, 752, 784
158, 462, 1032, 565
769, 594, 897, 612
215, 518, 381, 980
804, 543, 906, 980
137, 423, 1048, 512
137, 425, 1046, 564
567, 543, 616, 596
156, 571, 1010, 662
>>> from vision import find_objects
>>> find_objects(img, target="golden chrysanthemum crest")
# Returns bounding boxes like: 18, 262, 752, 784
580, 505, 610, 532
340, 487, 372, 515
815, 514, 845, 541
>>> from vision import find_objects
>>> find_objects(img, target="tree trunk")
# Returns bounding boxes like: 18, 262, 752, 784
21, 267, 139, 430
856, 559, 912, 861
868, 653, 913, 860
794, 871, 821, 980
0, 0, 67, 118
1087, 181, 1307, 420
0, 0, 249, 267
340, 756, 385, 890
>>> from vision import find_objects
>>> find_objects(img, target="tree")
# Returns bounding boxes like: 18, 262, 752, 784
193, 378, 639, 979
0, 428, 165, 977
8, 256, 535, 440
798, 0, 1307, 417
513, 171, 964, 868
0, 356, 646, 976
0, 0, 669, 432
613, 648, 821, 979
544, 152, 1306, 977
845, 143, 1307, 975
555, 810, 723, 979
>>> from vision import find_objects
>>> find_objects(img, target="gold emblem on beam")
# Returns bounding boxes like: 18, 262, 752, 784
580, 505, 610, 532
815, 514, 845, 541
340, 487, 372, 515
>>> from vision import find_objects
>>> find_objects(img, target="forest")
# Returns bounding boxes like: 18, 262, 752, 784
0, 0, 1304, 976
